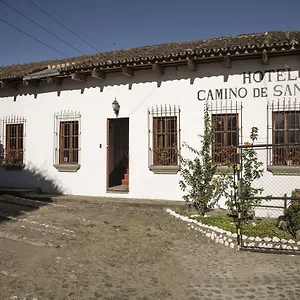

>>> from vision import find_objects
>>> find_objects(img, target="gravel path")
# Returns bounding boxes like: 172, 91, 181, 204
0, 197, 299, 300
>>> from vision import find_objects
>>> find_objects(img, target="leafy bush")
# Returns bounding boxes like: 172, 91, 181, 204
283, 190, 300, 238
179, 102, 231, 215
243, 219, 292, 240
225, 127, 264, 220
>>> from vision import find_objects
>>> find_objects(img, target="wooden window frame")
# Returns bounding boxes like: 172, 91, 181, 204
148, 106, 180, 174
272, 111, 300, 166
59, 121, 79, 164
5, 123, 24, 165
0, 116, 26, 169
152, 116, 178, 166
212, 113, 238, 166
54, 111, 81, 172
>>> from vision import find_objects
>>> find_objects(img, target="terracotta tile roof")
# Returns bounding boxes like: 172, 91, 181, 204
1, 31, 300, 81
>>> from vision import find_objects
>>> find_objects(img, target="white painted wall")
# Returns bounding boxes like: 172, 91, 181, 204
0, 55, 300, 204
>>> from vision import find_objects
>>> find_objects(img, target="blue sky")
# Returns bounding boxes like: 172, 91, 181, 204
0, 0, 299, 66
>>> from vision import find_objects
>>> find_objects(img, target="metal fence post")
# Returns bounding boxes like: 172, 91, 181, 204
233, 143, 300, 254
284, 193, 287, 214
236, 146, 242, 251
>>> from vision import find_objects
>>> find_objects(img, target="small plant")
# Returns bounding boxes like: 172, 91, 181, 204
226, 127, 264, 220
4, 149, 23, 165
281, 190, 300, 239
154, 144, 178, 166
179, 102, 231, 215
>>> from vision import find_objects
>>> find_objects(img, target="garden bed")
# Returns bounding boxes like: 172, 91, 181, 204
167, 209, 300, 252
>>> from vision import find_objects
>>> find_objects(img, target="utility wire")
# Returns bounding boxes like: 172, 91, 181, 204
26, 0, 100, 53
38, 0, 105, 52
0, 18, 68, 58
0, 0, 86, 55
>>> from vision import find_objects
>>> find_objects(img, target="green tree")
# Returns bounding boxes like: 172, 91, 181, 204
179, 102, 230, 215
226, 127, 264, 219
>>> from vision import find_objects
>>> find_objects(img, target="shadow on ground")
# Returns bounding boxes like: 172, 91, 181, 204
0, 141, 63, 223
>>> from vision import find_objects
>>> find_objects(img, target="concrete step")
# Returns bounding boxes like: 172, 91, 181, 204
0, 187, 59, 206
21, 194, 56, 203
0, 194, 48, 208
107, 184, 129, 193
121, 179, 129, 185
0, 187, 41, 197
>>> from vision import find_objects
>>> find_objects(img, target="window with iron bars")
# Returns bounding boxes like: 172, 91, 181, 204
54, 111, 81, 166
269, 101, 300, 166
0, 116, 26, 166
148, 105, 180, 167
211, 102, 241, 166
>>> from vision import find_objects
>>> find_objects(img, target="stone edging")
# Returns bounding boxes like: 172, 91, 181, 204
166, 209, 300, 251
166, 209, 237, 249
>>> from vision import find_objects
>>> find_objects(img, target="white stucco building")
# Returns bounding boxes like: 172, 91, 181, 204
0, 31, 300, 204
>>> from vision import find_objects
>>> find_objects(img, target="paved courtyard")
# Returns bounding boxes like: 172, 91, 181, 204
0, 196, 299, 300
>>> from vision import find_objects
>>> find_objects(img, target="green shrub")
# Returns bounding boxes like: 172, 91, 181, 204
179, 102, 231, 215
243, 219, 292, 240
283, 190, 300, 238
285, 201, 300, 238
184, 214, 294, 240
225, 127, 264, 220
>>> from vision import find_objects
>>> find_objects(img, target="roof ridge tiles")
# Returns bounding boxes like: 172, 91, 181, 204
1, 30, 300, 80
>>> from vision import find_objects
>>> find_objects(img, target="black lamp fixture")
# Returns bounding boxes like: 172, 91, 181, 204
112, 98, 120, 117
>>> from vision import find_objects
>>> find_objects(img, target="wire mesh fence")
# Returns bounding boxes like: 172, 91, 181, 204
236, 144, 300, 254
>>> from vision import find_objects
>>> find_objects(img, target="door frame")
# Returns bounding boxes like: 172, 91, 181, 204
106, 119, 110, 189
106, 117, 129, 190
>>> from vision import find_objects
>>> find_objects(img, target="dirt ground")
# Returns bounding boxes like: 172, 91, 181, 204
0, 197, 300, 300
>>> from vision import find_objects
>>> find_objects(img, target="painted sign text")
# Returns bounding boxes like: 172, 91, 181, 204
197, 68, 300, 101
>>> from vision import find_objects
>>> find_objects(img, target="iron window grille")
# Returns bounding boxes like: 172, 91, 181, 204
0, 115, 26, 165
148, 105, 181, 166
54, 111, 81, 165
267, 100, 300, 166
211, 101, 242, 166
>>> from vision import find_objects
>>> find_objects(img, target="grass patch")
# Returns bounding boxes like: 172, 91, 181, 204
193, 216, 236, 233
179, 212, 295, 240
243, 219, 292, 240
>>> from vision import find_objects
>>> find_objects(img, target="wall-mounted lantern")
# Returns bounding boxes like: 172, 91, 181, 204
112, 98, 120, 117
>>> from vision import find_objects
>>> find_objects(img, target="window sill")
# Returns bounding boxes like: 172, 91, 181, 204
53, 164, 81, 172
267, 166, 300, 176
149, 165, 179, 174
2, 163, 25, 170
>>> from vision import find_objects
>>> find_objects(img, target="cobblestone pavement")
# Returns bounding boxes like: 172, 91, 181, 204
0, 197, 299, 300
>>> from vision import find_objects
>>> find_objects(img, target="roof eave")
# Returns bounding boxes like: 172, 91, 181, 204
1, 45, 300, 83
